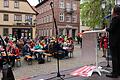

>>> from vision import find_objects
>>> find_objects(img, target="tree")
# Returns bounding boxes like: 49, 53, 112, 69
80, 0, 115, 29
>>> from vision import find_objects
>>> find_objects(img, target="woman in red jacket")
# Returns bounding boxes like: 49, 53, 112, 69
100, 33, 108, 57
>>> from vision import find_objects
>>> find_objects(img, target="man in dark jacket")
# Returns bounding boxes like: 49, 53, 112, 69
22, 41, 32, 56
106, 5, 120, 78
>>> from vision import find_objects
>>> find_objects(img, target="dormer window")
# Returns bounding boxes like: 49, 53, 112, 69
14, 0, 19, 8
4, 0, 9, 7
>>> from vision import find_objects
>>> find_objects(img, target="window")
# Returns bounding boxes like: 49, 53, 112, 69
48, 15, 50, 22
59, 0, 64, 8
41, 7, 43, 13
3, 28, 9, 36
42, 17, 44, 23
59, 13, 64, 22
25, 15, 32, 22
72, 15, 77, 23
43, 29, 45, 36
41, 30, 43, 36
43, 16, 46, 23
73, 3, 77, 10
45, 16, 47, 23
3, 14, 9, 21
66, 15, 71, 22
46, 15, 49, 23
59, 28, 64, 35
4, 0, 9, 7
14, 0, 19, 8
66, 3, 71, 9
38, 8, 41, 14
50, 15, 52, 22
44, 5, 46, 12
41, 17, 44, 23
14, 14, 22, 21
39, 18, 42, 24
38, 19, 40, 24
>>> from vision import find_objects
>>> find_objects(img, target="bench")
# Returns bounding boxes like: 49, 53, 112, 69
24, 55, 33, 65
43, 53, 52, 62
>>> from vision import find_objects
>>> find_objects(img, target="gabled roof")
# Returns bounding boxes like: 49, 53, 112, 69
26, 0, 38, 15
32, 6, 39, 15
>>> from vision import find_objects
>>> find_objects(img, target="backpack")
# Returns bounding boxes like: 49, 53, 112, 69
37, 57, 45, 64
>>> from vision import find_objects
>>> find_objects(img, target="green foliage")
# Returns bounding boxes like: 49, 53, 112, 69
80, 0, 115, 29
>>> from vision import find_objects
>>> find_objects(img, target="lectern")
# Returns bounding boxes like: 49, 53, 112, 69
81, 30, 110, 76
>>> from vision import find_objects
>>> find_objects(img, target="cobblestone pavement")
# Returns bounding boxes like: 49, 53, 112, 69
0, 44, 107, 80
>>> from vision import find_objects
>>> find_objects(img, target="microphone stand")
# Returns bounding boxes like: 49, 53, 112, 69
48, 2, 65, 80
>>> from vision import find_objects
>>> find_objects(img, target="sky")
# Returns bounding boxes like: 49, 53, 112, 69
27, 0, 39, 6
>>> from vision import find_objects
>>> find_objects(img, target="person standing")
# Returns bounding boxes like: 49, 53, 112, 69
77, 35, 80, 44
106, 5, 120, 78
100, 33, 108, 57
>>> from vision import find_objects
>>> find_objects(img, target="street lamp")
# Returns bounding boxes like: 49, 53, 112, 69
101, 1, 106, 9
101, 0, 106, 29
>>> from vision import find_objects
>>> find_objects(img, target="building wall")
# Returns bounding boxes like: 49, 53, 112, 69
36, 0, 54, 37
36, 0, 80, 38
0, 13, 36, 26
54, 0, 80, 37
0, 0, 36, 38
0, 0, 36, 14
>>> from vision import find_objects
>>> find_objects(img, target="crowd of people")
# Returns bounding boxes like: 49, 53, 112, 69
0, 35, 74, 68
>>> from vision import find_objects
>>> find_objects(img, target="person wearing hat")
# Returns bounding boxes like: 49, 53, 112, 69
106, 5, 120, 78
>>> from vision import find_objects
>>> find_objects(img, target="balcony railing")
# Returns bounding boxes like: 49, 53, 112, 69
64, 8, 74, 14
14, 22, 35, 26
